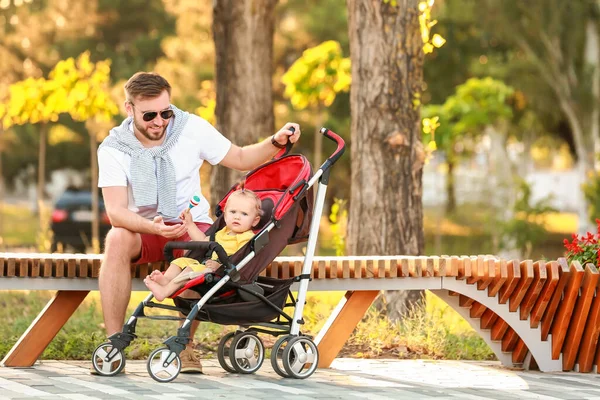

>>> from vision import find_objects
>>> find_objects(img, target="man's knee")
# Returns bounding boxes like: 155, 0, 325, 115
104, 227, 141, 259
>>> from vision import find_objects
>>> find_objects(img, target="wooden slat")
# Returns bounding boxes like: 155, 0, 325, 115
491, 318, 509, 341
476, 258, 495, 291
502, 327, 519, 352
541, 258, 571, 341
449, 256, 459, 277
466, 256, 483, 285
519, 260, 547, 320
457, 256, 471, 280
31, 258, 40, 278
18, 258, 29, 277
509, 260, 533, 312
469, 302, 487, 319
480, 309, 498, 330
488, 259, 507, 298
459, 294, 474, 308
7, 258, 15, 277
530, 261, 559, 328
498, 260, 520, 304
561, 263, 598, 371
578, 268, 600, 373
513, 338, 529, 364
550, 260, 584, 359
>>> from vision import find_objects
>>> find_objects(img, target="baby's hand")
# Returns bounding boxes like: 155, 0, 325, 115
179, 208, 194, 225
205, 259, 221, 272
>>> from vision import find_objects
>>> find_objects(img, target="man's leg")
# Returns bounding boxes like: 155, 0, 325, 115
99, 227, 142, 336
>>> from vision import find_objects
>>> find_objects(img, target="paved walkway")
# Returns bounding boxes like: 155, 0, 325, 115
0, 358, 599, 399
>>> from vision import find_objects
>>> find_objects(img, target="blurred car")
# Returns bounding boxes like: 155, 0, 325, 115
51, 187, 111, 253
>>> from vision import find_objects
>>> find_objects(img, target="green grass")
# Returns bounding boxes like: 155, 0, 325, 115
0, 290, 493, 362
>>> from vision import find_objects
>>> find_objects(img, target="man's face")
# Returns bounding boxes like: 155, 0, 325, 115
126, 90, 172, 143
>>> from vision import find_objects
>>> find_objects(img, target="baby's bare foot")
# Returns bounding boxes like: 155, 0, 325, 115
144, 277, 167, 302
149, 270, 169, 285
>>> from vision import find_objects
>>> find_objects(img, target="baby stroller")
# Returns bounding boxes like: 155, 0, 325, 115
91, 127, 345, 382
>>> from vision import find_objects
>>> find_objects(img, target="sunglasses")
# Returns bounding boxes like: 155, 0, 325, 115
130, 103, 174, 122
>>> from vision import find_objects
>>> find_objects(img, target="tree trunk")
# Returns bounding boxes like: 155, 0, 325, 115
585, 20, 600, 171
90, 132, 100, 254
347, 0, 426, 321
210, 0, 277, 206
37, 124, 47, 210
445, 154, 456, 214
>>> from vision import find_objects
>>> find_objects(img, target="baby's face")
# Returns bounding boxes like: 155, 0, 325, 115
223, 195, 260, 234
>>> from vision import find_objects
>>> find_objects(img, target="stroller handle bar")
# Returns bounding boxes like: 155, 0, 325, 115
320, 127, 346, 169
163, 241, 233, 270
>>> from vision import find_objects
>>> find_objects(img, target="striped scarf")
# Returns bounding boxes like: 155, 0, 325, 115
99, 105, 190, 218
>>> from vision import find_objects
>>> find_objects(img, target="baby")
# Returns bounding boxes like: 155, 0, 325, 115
144, 189, 263, 301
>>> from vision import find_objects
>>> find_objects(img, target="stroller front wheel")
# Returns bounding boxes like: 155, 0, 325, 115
281, 336, 319, 379
270, 335, 293, 378
229, 331, 265, 374
91, 342, 126, 376
147, 347, 182, 383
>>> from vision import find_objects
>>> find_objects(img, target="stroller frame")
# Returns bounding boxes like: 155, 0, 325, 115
91, 127, 345, 382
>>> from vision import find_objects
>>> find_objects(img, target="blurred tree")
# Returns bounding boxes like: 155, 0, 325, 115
1, 52, 118, 251
423, 77, 515, 213
51, 52, 118, 253
210, 0, 279, 205
346, 0, 425, 320
281, 40, 351, 167
478, 0, 600, 233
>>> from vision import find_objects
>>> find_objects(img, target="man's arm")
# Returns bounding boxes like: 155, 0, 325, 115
219, 123, 301, 171
103, 186, 187, 239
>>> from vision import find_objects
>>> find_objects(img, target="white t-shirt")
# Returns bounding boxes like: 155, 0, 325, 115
98, 114, 231, 224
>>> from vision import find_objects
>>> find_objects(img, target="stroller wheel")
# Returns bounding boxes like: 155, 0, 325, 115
270, 335, 293, 378
91, 342, 126, 376
281, 336, 319, 379
217, 331, 237, 373
228, 332, 265, 374
146, 347, 182, 383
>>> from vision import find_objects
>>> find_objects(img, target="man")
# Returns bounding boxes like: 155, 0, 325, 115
97, 72, 300, 373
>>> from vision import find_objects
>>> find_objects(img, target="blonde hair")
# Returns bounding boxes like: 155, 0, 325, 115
227, 189, 264, 217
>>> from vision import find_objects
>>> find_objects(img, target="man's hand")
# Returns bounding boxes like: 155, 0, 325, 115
273, 123, 301, 147
204, 259, 221, 272
152, 215, 187, 239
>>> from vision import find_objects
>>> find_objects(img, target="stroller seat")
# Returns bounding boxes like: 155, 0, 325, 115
167, 196, 277, 300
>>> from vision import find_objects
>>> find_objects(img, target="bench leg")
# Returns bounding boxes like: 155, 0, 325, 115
1, 290, 89, 367
314, 290, 379, 368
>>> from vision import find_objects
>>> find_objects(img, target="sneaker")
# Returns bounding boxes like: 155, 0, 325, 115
179, 346, 203, 374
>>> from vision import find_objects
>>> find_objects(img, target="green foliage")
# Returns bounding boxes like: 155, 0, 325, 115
500, 179, 556, 257
582, 173, 600, 225
423, 77, 514, 154
329, 198, 348, 256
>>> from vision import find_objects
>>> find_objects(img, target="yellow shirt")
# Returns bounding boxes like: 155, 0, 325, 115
171, 227, 254, 273
212, 227, 254, 260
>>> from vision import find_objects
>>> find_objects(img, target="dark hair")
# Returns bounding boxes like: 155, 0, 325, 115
124, 72, 171, 102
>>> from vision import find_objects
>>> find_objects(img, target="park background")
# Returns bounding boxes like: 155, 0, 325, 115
0, 0, 596, 362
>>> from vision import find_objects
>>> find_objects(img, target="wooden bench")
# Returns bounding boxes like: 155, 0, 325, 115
0, 253, 596, 373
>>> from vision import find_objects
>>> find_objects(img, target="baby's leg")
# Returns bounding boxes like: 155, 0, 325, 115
144, 275, 183, 302
149, 264, 182, 285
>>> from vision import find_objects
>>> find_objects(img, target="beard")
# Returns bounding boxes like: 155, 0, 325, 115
133, 115, 167, 142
